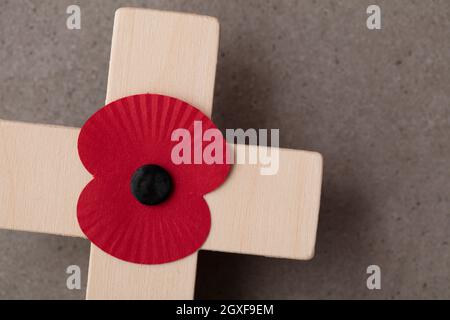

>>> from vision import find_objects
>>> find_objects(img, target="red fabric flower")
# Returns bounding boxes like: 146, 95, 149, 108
77, 94, 230, 264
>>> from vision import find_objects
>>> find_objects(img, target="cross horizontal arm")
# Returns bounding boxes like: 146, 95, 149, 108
0, 120, 89, 237
0, 119, 322, 259
204, 144, 322, 260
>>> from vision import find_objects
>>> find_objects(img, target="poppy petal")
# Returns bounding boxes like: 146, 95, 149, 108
77, 176, 211, 264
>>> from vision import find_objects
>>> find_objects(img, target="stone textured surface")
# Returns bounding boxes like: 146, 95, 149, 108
1, 0, 449, 299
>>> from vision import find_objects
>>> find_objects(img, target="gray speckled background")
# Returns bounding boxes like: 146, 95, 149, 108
0, 0, 449, 299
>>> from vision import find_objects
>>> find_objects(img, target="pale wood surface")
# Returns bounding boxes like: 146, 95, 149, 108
0, 120, 90, 237
0, 7, 323, 299
204, 144, 322, 260
105, 8, 219, 114
87, 246, 198, 300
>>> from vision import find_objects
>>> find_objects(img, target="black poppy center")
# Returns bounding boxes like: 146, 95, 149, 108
131, 164, 173, 206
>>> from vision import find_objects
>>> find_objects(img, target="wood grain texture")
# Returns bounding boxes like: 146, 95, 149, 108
87, 246, 198, 300
0, 120, 90, 237
87, 8, 220, 300
204, 144, 322, 260
105, 8, 219, 115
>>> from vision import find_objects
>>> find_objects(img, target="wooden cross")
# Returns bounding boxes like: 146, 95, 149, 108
0, 8, 322, 299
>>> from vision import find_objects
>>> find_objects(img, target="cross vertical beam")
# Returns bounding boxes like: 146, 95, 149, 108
86, 8, 220, 299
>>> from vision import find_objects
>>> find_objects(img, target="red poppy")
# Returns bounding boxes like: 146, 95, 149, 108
77, 94, 230, 264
